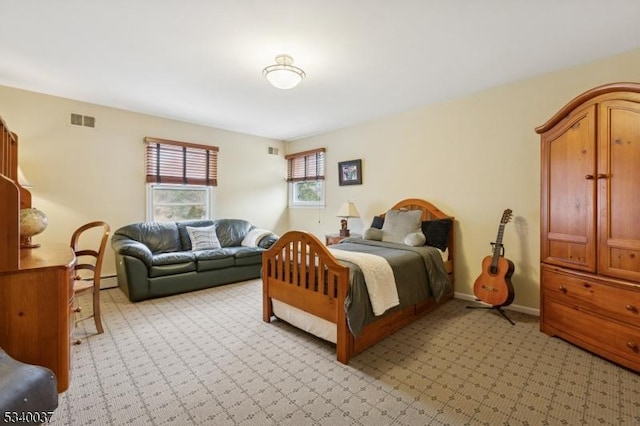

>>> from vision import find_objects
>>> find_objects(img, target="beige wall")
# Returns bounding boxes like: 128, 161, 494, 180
0, 86, 288, 277
287, 48, 640, 314
3, 48, 640, 311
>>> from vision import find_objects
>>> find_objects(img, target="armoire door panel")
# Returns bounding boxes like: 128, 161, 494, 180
541, 105, 597, 271
548, 240, 589, 269
598, 101, 640, 282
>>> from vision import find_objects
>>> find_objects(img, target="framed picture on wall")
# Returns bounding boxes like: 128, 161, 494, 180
338, 159, 362, 186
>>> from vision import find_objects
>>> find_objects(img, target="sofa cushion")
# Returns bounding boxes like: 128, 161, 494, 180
214, 219, 254, 247
193, 248, 236, 271
149, 252, 197, 278
115, 222, 182, 254
233, 247, 263, 266
186, 225, 221, 250
149, 262, 196, 278
151, 252, 195, 265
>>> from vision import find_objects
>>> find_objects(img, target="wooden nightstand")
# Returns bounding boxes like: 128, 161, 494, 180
325, 233, 361, 246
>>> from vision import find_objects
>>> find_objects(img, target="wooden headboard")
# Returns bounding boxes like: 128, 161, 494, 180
385, 198, 452, 221
0, 115, 30, 271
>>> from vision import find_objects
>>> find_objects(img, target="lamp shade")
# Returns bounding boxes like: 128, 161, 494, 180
336, 201, 360, 218
263, 55, 306, 90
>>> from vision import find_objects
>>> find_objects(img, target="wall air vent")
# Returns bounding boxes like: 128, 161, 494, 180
70, 113, 83, 126
83, 116, 95, 128
268, 147, 279, 155
70, 113, 96, 128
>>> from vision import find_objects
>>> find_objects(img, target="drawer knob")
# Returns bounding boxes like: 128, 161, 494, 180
72, 306, 82, 313
627, 342, 638, 352
585, 174, 594, 180
625, 305, 638, 314
559, 286, 567, 293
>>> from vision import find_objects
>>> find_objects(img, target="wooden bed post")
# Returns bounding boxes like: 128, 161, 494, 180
262, 256, 273, 323
335, 269, 351, 364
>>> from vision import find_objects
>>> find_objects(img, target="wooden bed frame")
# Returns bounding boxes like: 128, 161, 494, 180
262, 198, 455, 364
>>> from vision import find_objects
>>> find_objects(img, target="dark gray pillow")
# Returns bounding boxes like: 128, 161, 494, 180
421, 218, 453, 251
371, 215, 384, 229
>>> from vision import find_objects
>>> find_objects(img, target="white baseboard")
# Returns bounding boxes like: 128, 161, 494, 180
454, 292, 540, 317
100, 275, 118, 289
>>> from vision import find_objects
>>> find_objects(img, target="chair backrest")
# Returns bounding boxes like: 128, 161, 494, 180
70, 221, 111, 284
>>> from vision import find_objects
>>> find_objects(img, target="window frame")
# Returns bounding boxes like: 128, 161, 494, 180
145, 183, 213, 222
144, 137, 218, 221
288, 180, 325, 208
286, 148, 326, 208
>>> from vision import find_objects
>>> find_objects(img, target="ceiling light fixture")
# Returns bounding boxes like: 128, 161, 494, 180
263, 54, 306, 90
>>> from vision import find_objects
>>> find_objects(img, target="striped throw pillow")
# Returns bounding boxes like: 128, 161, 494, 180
186, 225, 221, 251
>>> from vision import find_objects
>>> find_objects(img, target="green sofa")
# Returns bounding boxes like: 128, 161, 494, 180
111, 219, 277, 302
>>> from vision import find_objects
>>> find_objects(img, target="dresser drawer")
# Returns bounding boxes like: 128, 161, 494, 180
543, 298, 640, 371
542, 267, 640, 328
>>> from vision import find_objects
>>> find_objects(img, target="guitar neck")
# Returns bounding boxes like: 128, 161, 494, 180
491, 224, 506, 267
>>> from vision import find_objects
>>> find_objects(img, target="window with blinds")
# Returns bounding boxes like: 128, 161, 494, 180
144, 137, 218, 186
286, 148, 325, 207
144, 137, 218, 221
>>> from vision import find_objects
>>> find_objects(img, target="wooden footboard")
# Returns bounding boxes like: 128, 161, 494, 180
262, 198, 455, 364
262, 230, 354, 362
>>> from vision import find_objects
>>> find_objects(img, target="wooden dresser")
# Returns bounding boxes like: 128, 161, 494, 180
0, 245, 75, 392
536, 83, 640, 372
1, 115, 76, 392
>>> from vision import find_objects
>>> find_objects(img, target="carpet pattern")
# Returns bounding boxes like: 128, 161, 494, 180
52, 280, 639, 425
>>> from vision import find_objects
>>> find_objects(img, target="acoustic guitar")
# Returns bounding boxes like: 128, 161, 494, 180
473, 209, 515, 307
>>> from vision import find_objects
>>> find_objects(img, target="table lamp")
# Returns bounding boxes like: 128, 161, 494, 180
336, 201, 360, 237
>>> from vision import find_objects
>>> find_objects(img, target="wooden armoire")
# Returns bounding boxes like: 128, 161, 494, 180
536, 82, 640, 372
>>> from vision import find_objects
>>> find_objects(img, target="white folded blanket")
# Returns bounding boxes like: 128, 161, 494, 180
241, 228, 274, 247
328, 247, 399, 316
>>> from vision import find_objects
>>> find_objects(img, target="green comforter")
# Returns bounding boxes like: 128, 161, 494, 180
334, 238, 451, 337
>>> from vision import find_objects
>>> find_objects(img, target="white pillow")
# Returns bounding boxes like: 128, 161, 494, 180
363, 227, 383, 241
186, 225, 221, 251
381, 209, 422, 244
404, 232, 426, 247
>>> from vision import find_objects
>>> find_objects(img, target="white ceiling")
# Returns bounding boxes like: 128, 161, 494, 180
2, 1, 640, 141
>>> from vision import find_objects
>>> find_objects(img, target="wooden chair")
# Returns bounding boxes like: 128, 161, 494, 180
70, 221, 110, 338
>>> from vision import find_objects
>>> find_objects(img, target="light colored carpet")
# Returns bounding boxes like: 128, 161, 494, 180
53, 279, 639, 425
